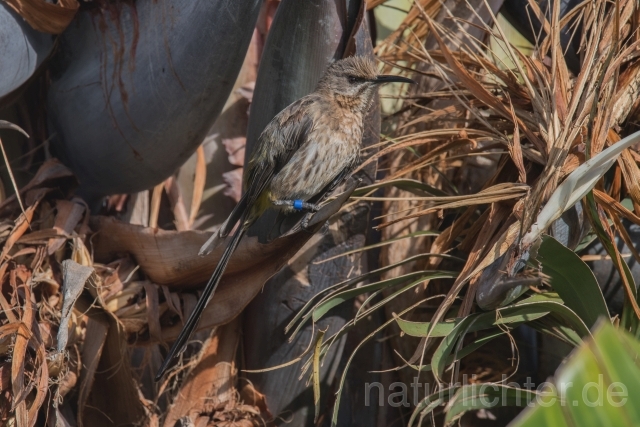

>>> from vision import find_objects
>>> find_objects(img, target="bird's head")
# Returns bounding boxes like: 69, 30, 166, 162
317, 56, 415, 111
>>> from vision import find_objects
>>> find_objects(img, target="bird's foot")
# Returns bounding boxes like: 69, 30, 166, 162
273, 199, 321, 212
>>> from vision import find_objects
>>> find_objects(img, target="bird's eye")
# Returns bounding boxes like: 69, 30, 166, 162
348, 76, 363, 84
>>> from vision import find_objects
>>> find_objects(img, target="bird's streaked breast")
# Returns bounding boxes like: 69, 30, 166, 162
269, 111, 362, 202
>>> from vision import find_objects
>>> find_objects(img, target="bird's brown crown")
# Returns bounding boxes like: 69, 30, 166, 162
316, 56, 379, 110
326, 56, 378, 81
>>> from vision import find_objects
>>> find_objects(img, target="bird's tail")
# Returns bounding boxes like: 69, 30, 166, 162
155, 222, 247, 381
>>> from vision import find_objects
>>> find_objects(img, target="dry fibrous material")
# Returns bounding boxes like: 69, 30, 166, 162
317, 1, 640, 420
0, 159, 275, 426
0, 155, 357, 426
373, 0, 640, 318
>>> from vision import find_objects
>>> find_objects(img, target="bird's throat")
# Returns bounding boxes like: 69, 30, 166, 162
332, 92, 373, 114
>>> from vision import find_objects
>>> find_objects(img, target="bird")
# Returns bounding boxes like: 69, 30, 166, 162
155, 55, 415, 381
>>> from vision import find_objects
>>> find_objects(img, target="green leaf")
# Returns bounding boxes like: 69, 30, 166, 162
431, 298, 591, 381
396, 304, 547, 338
528, 315, 583, 347
408, 387, 459, 427
395, 293, 564, 338
510, 402, 567, 426
312, 328, 325, 424
573, 229, 598, 253
286, 253, 458, 338
584, 192, 639, 332
407, 329, 506, 372
395, 316, 461, 338
445, 384, 536, 426
510, 321, 640, 426
312, 270, 457, 322
309, 274, 460, 384
537, 234, 610, 328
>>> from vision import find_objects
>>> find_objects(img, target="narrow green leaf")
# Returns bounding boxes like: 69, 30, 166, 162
396, 294, 560, 338
408, 387, 459, 427
395, 316, 461, 338
445, 384, 536, 425
312, 270, 457, 322
432, 300, 591, 381
407, 329, 506, 372
331, 299, 428, 427
528, 316, 583, 347
537, 234, 610, 328
312, 328, 326, 424
310, 279, 459, 384
286, 253, 458, 338
510, 401, 567, 426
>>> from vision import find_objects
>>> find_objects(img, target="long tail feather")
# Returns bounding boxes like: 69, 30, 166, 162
155, 222, 247, 381
199, 193, 249, 256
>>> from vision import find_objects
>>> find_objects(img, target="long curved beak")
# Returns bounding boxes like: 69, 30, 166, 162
373, 74, 416, 85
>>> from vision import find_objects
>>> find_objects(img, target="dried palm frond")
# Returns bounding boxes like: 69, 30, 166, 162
369, 0, 640, 328
298, 0, 640, 423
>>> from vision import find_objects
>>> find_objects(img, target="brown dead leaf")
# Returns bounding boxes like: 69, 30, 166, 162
1, 197, 41, 262
58, 260, 94, 352
163, 318, 242, 427
11, 270, 48, 427
47, 200, 85, 255
506, 97, 527, 183
594, 189, 640, 225
0, 160, 74, 215
458, 203, 512, 316
161, 285, 183, 321
90, 216, 316, 341
617, 148, 640, 209
92, 182, 354, 342
239, 382, 271, 419
612, 60, 640, 126
77, 314, 108, 427
376, 183, 529, 228
84, 312, 146, 427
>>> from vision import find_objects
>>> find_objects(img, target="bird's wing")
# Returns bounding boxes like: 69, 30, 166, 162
201, 96, 317, 254
243, 95, 318, 206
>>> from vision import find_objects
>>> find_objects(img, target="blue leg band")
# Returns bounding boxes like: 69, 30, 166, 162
293, 200, 304, 210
